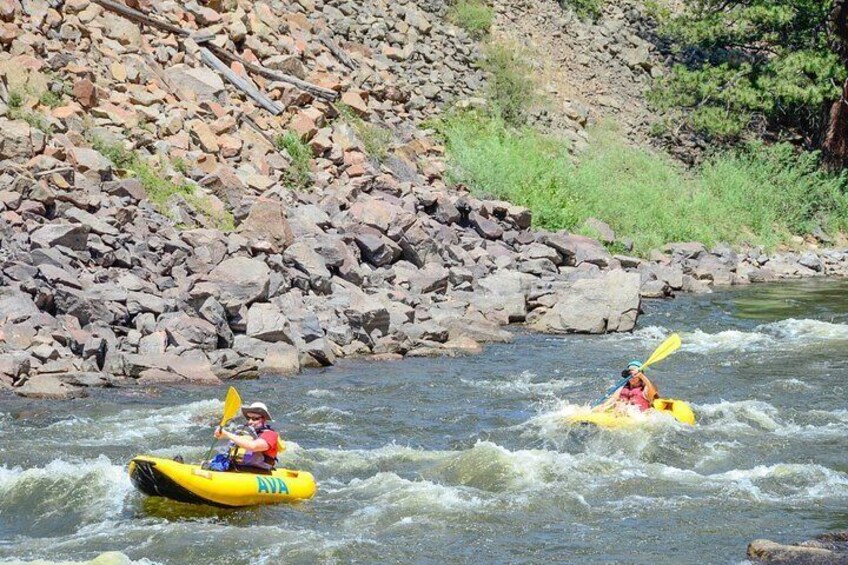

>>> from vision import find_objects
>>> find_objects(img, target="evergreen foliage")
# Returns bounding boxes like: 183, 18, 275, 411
650, 0, 845, 142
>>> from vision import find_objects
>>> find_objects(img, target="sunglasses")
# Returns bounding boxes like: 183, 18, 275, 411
246, 415, 264, 421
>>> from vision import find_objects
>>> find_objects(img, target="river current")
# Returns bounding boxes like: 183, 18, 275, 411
1, 279, 847, 564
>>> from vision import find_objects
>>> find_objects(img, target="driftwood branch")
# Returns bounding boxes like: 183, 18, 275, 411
206, 45, 338, 101
93, 0, 187, 36
320, 33, 357, 70
199, 47, 283, 115
92, 0, 338, 102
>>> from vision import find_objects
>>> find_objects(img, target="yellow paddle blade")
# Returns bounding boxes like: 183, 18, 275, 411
219, 386, 242, 427
277, 438, 286, 453
641, 333, 681, 371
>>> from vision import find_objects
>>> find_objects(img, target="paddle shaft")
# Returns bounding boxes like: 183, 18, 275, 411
592, 374, 633, 408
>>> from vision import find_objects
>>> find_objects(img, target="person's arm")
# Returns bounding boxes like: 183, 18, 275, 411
214, 428, 270, 452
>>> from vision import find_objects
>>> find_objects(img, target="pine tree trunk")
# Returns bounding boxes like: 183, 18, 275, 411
823, 0, 848, 168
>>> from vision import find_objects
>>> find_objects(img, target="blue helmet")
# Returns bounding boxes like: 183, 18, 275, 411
626, 360, 643, 370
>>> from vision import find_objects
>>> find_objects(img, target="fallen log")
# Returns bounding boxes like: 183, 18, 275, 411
199, 48, 283, 115
92, 0, 338, 102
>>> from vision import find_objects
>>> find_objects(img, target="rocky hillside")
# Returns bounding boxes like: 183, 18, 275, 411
2, 0, 847, 400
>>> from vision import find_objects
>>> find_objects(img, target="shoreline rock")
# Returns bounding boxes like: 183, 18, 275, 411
748, 531, 848, 564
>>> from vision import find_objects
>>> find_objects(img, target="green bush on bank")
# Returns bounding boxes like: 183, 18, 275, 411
448, 0, 494, 38
93, 138, 235, 231
481, 43, 536, 126
559, 0, 603, 20
436, 110, 848, 254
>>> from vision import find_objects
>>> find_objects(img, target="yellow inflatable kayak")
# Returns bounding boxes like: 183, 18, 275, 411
128, 456, 316, 507
568, 398, 696, 428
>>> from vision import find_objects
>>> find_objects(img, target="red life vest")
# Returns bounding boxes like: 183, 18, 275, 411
619, 385, 651, 411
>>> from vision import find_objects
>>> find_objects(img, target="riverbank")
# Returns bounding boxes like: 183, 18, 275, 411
4, 0, 848, 400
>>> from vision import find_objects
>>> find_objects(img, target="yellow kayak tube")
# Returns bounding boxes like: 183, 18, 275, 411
129, 455, 317, 507
567, 398, 696, 429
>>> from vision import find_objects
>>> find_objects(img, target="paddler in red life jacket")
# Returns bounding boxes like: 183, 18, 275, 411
214, 401, 280, 471
615, 361, 659, 411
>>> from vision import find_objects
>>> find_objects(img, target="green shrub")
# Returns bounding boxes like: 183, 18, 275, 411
436, 110, 580, 228
39, 90, 63, 109
436, 111, 848, 254
559, 0, 603, 20
8, 90, 23, 109
274, 132, 313, 189
448, 0, 494, 38
336, 104, 392, 163
92, 138, 234, 231
649, 0, 841, 142
481, 43, 535, 126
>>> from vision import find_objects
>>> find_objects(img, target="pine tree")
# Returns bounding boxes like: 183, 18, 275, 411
651, 0, 848, 166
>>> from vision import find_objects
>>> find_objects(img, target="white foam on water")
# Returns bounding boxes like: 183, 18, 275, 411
300, 406, 354, 420
763, 318, 848, 341
308, 443, 449, 476
696, 400, 783, 432
682, 319, 848, 355
771, 378, 816, 391
646, 461, 848, 504
0, 456, 133, 522
600, 326, 671, 344
682, 329, 775, 354
306, 388, 336, 398
460, 370, 576, 396
0, 552, 157, 565
44, 400, 222, 446
338, 471, 494, 531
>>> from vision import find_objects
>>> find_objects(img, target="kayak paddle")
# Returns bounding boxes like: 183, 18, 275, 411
591, 333, 682, 409
202, 386, 242, 464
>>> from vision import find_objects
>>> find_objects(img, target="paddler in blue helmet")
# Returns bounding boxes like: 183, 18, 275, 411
615, 361, 659, 411
213, 401, 281, 471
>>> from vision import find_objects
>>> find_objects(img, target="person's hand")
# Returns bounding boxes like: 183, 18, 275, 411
214, 426, 224, 439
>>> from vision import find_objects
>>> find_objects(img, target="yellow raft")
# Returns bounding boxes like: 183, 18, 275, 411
128, 455, 316, 507
568, 398, 696, 428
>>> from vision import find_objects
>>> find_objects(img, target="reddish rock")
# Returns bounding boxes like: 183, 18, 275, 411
72, 78, 97, 108
341, 90, 369, 117
0, 0, 20, 22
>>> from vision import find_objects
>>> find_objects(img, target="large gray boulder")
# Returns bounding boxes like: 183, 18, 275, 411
191, 257, 271, 314
237, 198, 294, 253
246, 302, 293, 343
30, 224, 90, 250
15, 374, 87, 399
284, 240, 332, 294
0, 288, 39, 324
0, 119, 45, 159
531, 270, 641, 333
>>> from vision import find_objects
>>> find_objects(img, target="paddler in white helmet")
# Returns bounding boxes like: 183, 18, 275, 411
213, 401, 281, 471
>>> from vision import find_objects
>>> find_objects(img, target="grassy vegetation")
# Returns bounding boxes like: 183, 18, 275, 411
435, 110, 848, 254
336, 104, 393, 163
39, 90, 63, 109
6, 89, 54, 134
559, 0, 603, 20
447, 0, 494, 39
480, 43, 535, 126
274, 132, 313, 189
92, 138, 234, 231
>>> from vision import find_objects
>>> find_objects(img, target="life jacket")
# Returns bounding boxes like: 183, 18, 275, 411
229, 424, 280, 470
619, 385, 651, 411
618, 374, 659, 411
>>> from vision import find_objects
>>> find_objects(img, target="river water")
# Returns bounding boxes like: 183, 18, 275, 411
1, 279, 848, 565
